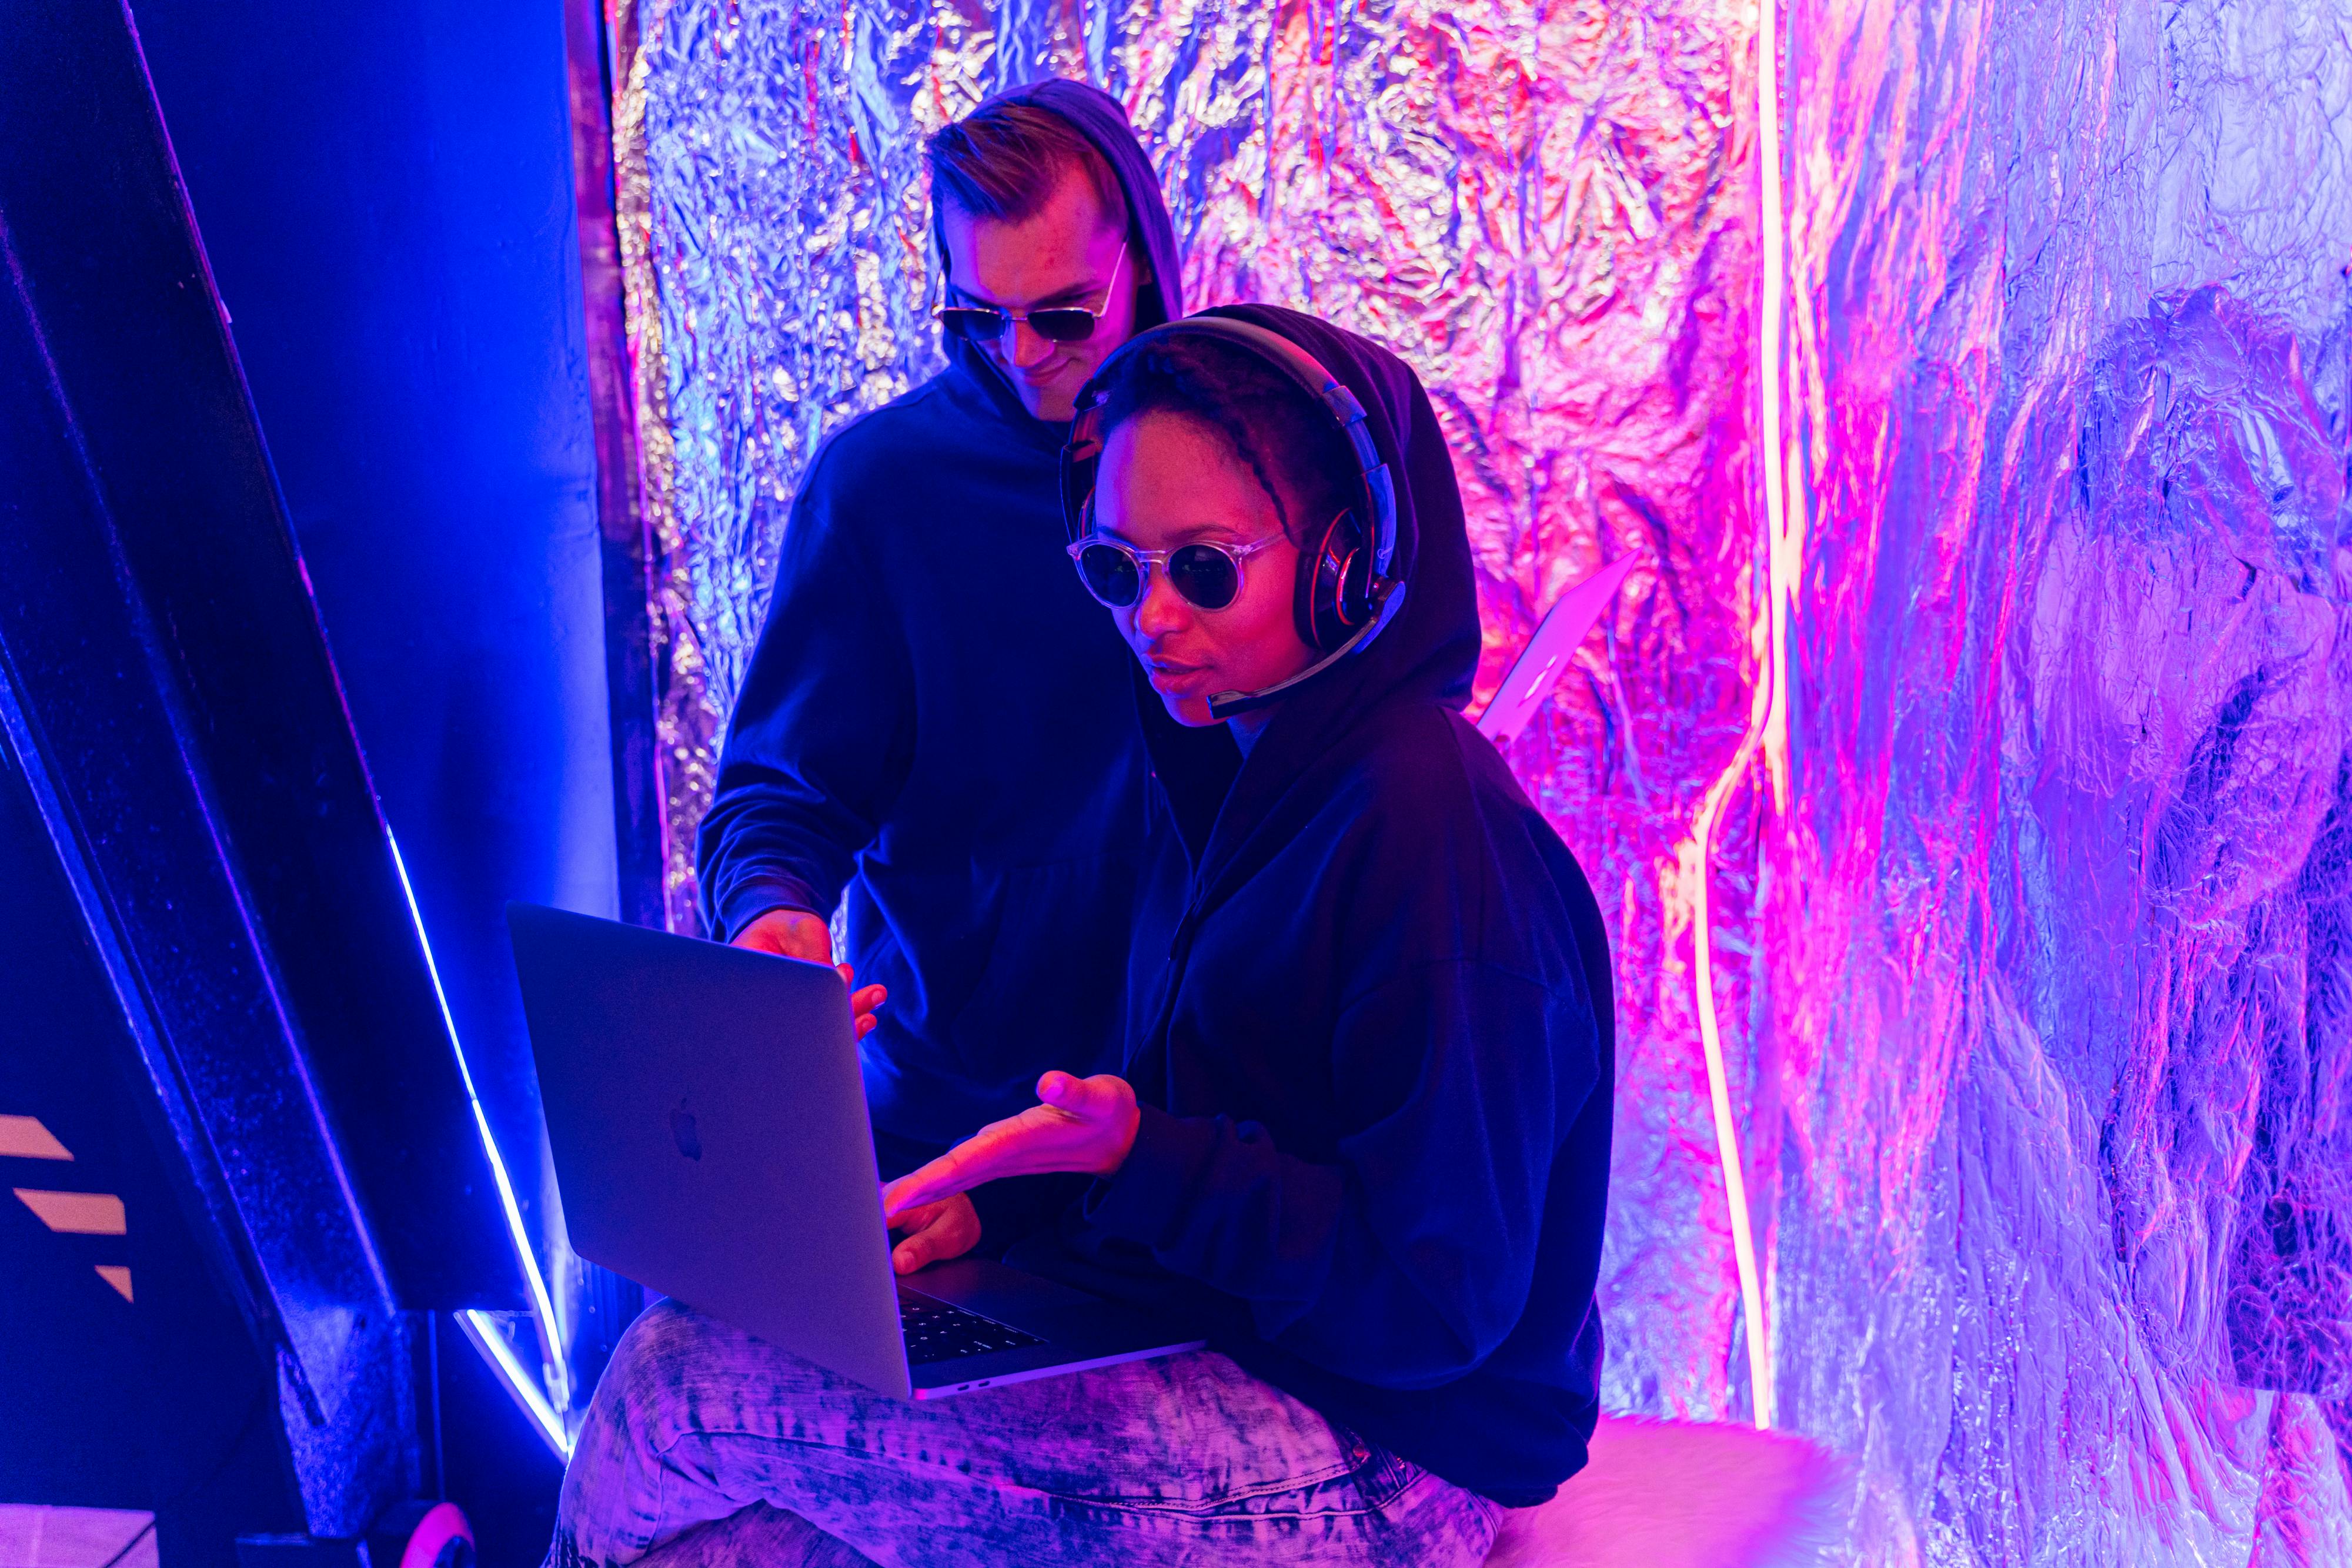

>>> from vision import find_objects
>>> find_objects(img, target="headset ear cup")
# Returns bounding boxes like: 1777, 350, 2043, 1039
1336, 544, 1367, 629
1293, 525, 1326, 650
1298, 509, 1368, 651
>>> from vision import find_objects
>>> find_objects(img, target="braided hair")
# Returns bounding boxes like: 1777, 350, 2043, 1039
1093, 332, 1357, 546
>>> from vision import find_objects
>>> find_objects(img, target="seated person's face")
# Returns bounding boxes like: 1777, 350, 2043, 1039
1094, 411, 1320, 727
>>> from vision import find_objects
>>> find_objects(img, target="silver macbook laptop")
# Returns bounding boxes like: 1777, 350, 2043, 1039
507, 902, 1204, 1399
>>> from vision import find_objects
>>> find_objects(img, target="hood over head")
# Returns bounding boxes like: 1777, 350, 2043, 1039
931, 80, 1185, 426
1128, 304, 1482, 877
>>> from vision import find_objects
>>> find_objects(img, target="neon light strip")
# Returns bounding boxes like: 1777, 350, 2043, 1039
1687, 760, 1775, 1429
386, 834, 572, 1416
459, 1309, 573, 1458
1755, 0, 1801, 813
1673, 0, 1792, 1433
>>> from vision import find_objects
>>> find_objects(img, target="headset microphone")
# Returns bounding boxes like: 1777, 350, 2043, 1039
1205, 579, 1404, 718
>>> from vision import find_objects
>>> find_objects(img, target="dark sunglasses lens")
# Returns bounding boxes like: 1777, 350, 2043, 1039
1076, 544, 1142, 607
1028, 309, 1099, 344
938, 307, 1007, 341
1167, 545, 1241, 609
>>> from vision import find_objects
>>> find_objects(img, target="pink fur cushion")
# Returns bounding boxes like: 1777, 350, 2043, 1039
1483, 1416, 1845, 1568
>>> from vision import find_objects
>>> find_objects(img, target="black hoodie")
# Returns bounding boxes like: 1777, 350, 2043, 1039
696, 82, 1195, 1149
1009, 305, 1616, 1506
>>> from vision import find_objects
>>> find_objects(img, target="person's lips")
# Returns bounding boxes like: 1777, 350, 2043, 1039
983, 342, 1068, 393
1141, 654, 1212, 695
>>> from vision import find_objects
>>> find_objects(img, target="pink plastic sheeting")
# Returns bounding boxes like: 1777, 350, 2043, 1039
605, 0, 2352, 1556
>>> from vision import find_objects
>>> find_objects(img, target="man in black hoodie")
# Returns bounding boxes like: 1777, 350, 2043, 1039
549, 309, 1612, 1566
695, 81, 1200, 1206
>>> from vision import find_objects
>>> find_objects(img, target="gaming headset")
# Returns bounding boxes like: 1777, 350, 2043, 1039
1060, 316, 1406, 719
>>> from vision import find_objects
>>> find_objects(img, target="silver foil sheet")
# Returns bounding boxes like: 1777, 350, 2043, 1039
1765, 0, 2352, 1559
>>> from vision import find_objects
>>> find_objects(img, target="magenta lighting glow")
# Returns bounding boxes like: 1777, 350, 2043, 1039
600, 0, 2352, 1557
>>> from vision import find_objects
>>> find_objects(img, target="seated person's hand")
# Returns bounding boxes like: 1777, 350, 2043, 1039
887, 1192, 980, 1274
732, 907, 885, 1039
881, 1072, 1141, 1223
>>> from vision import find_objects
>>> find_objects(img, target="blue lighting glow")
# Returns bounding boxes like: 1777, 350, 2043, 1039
385, 832, 573, 1434
459, 1308, 573, 1458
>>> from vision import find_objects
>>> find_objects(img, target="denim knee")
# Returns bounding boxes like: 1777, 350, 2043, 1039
586, 1297, 732, 1455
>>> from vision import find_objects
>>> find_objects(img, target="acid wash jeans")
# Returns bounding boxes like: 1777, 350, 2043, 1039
549, 1299, 1503, 1568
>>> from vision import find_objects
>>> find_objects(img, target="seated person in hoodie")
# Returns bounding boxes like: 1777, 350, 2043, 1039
547, 308, 1614, 1568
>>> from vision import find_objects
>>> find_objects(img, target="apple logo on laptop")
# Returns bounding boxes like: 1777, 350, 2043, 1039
670, 1103, 703, 1161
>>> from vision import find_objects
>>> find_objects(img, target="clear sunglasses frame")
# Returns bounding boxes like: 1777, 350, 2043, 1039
1065, 529, 1285, 611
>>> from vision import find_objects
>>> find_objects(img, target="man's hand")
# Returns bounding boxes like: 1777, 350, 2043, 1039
887, 1192, 981, 1274
732, 907, 885, 1039
881, 1072, 1140, 1222
733, 906, 834, 963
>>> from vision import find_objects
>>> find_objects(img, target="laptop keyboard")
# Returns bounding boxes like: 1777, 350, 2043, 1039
898, 1291, 1046, 1366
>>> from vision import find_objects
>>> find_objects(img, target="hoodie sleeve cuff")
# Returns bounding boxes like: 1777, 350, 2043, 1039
1081, 1104, 1215, 1245
711, 877, 826, 944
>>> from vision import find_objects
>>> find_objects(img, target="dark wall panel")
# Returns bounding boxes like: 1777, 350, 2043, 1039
128, 0, 617, 1277
0, 723, 153, 1508
0, 690, 300, 1559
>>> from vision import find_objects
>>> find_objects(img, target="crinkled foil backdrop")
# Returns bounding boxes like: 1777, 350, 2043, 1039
1768, 2, 2352, 1561
602, 0, 2352, 1556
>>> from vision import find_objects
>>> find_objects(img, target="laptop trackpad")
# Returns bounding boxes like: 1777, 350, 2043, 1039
907, 1254, 1127, 1332
902, 1255, 1205, 1383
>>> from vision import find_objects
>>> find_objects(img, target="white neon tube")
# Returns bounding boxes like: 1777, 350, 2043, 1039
1675, 0, 1793, 1434
459, 1308, 573, 1458
387, 833, 573, 1418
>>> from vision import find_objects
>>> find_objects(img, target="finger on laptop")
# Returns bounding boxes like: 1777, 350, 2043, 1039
838, 967, 887, 1038
883, 1114, 1051, 1215
888, 1194, 980, 1273
883, 1144, 979, 1221
884, 1075, 1140, 1217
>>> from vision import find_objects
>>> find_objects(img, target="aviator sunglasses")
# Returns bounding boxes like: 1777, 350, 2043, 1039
1066, 530, 1284, 612
936, 243, 1128, 346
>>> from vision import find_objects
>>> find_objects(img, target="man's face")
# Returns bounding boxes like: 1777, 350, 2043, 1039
939, 168, 1146, 423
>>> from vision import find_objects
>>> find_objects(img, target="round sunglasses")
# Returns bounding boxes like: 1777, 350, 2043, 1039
1066, 531, 1284, 611
936, 243, 1128, 346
